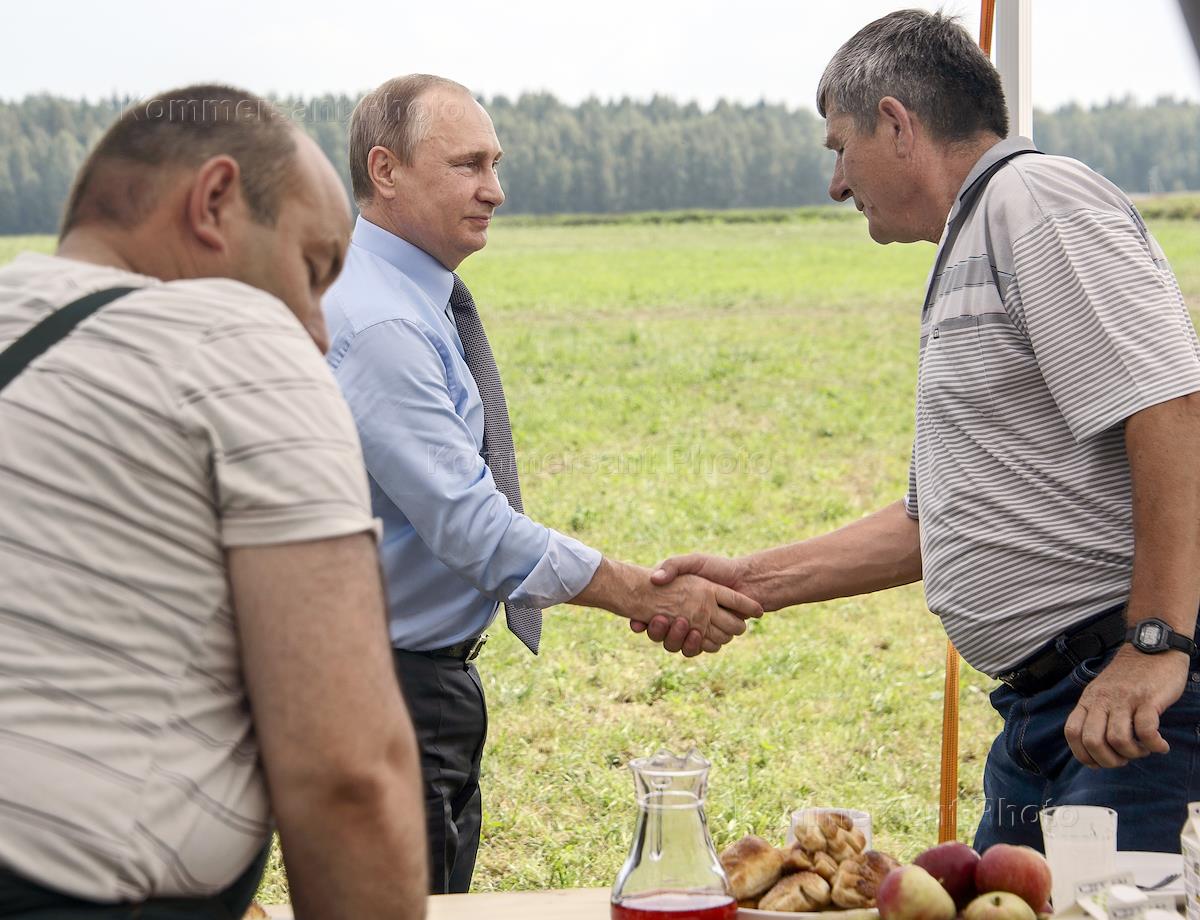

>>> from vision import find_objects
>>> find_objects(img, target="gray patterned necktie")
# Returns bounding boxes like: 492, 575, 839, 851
449, 274, 542, 654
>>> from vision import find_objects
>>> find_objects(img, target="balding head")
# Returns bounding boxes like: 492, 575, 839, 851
61, 84, 298, 237
348, 74, 472, 208
57, 84, 352, 352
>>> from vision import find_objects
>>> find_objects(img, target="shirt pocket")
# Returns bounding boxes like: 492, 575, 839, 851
920, 314, 996, 420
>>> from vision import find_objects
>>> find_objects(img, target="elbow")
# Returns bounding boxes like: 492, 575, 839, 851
269, 731, 420, 817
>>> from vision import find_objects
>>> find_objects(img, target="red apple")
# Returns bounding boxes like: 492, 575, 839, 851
876, 865, 956, 920
962, 891, 1038, 920
913, 841, 980, 909
975, 844, 1052, 912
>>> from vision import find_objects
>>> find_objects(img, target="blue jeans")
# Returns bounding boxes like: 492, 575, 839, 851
973, 643, 1200, 854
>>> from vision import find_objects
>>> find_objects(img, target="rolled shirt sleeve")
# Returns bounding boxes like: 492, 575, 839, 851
334, 316, 599, 606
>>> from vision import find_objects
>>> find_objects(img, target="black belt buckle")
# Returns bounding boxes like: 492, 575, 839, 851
997, 669, 1018, 690
464, 633, 488, 662
997, 667, 1032, 694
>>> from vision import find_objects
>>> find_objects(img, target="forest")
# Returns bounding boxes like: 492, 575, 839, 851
1, 92, 1198, 234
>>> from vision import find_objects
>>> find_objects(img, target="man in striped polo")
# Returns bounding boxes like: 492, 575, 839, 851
0, 87, 426, 917
647, 10, 1200, 852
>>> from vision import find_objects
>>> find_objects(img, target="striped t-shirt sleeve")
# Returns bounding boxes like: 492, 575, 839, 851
179, 314, 376, 548
1009, 208, 1200, 442
903, 443, 919, 519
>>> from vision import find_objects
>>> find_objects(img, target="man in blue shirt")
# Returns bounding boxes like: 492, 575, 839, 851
323, 73, 761, 894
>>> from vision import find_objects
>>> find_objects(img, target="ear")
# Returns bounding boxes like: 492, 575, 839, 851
185, 155, 243, 254
877, 96, 916, 157
366, 146, 401, 201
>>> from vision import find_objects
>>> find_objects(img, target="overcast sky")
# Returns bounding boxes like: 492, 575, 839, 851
3, 1, 1198, 112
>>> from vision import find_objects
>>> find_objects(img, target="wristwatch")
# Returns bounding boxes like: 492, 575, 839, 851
1125, 617, 1198, 656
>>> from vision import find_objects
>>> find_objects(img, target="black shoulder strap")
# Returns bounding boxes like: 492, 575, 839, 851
0, 286, 137, 395
923, 148, 1043, 315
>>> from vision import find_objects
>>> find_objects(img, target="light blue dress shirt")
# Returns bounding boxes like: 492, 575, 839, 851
323, 216, 602, 651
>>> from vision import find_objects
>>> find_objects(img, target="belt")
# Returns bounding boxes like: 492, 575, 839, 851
997, 606, 1127, 696
403, 634, 488, 662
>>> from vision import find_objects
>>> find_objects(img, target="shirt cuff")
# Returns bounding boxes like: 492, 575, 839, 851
507, 530, 602, 608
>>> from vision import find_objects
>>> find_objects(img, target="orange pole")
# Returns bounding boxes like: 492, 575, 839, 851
979, 0, 997, 56
937, 640, 961, 843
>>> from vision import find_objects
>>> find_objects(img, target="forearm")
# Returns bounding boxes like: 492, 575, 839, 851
740, 500, 922, 611
569, 556, 641, 618
275, 743, 427, 920
231, 535, 427, 919
1124, 393, 1200, 637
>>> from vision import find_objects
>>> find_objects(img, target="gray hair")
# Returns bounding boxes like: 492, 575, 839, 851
348, 74, 472, 206
62, 84, 296, 237
816, 9, 1008, 142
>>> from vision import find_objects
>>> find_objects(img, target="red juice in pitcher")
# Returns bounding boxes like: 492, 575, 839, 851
611, 892, 738, 920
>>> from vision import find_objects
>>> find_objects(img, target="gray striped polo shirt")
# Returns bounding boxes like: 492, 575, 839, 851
906, 136, 1200, 676
0, 253, 376, 901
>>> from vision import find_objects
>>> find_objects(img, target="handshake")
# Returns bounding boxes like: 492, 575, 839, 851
581, 553, 762, 659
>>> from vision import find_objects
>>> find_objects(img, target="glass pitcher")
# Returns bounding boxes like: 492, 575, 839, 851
611, 748, 736, 920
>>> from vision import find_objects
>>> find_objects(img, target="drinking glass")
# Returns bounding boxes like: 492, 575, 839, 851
1040, 805, 1117, 911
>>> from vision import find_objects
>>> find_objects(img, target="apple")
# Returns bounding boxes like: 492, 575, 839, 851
975, 844, 1052, 911
913, 841, 980, 909
876, 865, 956, 920
962, 891, 1038, 920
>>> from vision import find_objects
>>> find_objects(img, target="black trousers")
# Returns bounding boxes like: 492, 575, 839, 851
392, 649, 488, 895
0, 845, 268, 919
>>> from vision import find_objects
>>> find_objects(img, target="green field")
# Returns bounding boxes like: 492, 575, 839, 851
6, 209, 1200, 901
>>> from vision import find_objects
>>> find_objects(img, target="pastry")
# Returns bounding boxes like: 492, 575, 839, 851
780, 844, 839, 882
830, 849, 900, 909
718, 834, 785, 900
759, 870, 832, 912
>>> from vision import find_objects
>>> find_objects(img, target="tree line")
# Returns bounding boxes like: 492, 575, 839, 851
1, 92, 1198, 235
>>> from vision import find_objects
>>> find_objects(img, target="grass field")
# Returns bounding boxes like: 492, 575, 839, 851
5, 207, 1200, 901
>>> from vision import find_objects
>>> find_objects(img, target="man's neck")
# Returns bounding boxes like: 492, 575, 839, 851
57, 225, 187, 281
359, 207, 461, 271
920, 133, 1005, 242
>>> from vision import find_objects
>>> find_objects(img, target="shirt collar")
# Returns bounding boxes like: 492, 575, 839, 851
350, 215, 455, 310
945, 135, 1039, 227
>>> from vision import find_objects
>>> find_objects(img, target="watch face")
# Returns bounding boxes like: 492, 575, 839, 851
1140, 622, 1165, 647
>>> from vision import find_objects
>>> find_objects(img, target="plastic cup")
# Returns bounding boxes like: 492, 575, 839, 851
787, 807, 873, 850
1040, 805, 1117, 911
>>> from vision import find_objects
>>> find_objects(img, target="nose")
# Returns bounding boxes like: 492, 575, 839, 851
828, 158, 851, 203
479, 168, 505, 208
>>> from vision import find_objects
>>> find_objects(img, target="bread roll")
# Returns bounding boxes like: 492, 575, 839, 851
826, 825, 868, 862
811, 850, 839, 882
718, 835, 784, 900
793, 811, 864, 859
780, 844, 838, 882
759, 871, 832, 912
830, 849, 900, 909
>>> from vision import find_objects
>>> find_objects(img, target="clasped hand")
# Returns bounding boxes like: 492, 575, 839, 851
628, 553, 757, 657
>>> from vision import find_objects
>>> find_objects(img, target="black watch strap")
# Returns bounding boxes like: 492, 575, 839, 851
1126, 617, 1198, 656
